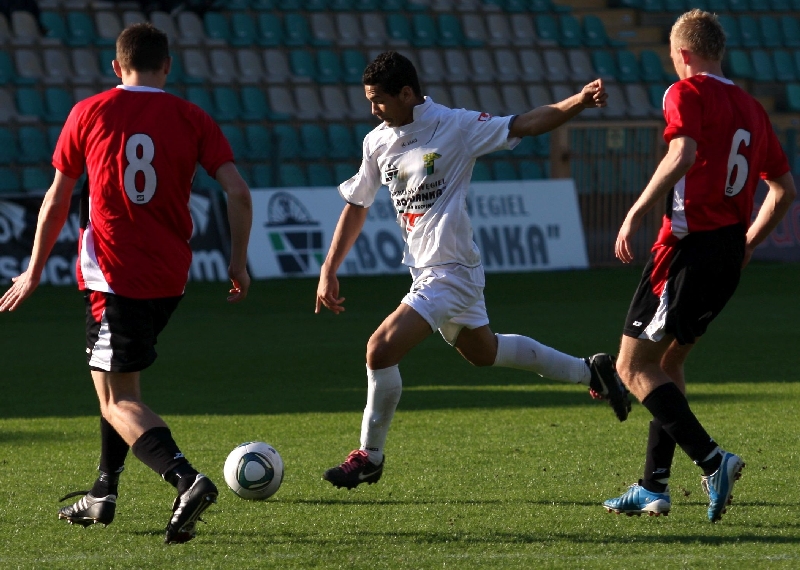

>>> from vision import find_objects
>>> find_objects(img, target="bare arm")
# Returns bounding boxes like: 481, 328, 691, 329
615, 135, 697, 263
216, 162, 253, 303
315, 203, 369, 314
0, 170, 77, 312
508, 79, 608, 139
743, 171, 797, 267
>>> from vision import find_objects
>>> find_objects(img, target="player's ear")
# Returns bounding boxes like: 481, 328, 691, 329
163, 56, 172, 76
680, 48, 691, 65
111, 59, 123, 79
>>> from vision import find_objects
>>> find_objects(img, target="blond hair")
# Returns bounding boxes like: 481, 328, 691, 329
670, 9, 726, 61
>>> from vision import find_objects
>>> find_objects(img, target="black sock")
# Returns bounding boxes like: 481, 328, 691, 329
131, 427, 197, 488
641, 383, 718, 471
91, 417, 129, 497
640, 419, 676, 494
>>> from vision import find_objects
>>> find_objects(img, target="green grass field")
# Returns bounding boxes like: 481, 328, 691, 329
1, 264, 799, 569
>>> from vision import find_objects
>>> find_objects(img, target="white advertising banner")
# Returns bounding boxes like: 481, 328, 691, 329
247, 179, 588, 279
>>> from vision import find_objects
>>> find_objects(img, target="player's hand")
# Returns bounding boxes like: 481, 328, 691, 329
227, 266, 250, 303
315, 272, 345, 315
0, 270, 40, 312
580, 79, 607, 109
615, 213, 640, 264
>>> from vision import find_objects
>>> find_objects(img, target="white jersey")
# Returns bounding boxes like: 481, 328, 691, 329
339, 96, 519, 268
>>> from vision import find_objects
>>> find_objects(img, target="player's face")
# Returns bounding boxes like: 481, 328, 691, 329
364, 84, 414, 128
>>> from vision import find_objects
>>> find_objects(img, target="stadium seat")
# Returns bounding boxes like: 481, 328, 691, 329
71, 49, 102, 85
0, 127, 16, 162
567, 49, 594, 83
340, 50, 366, 85
558, 14, 582, 48
486, 14, 511, 47
501, 85, 529, 114
226, 0, 251, 9
251, 164, 273, 188
727, 49, 753, 79
728, 0, 749, 10
204, 12, 230, 45
290, 49, 316, 82
494, 50, 520, 83
263, 49, 292, 84
15, 87, 45, 119
781, 17, 800, 49
451, 85, 478, 111
18, 126, 48, 163
304, 0, 328, 9
543, 50, 569, 83
518, 50, 545, 82
236, 50, 265, 84
476, 85, 503, 115
510, 136, 535, 158
208, 49, 237, 84
40, 11, 67, 43
625, 83, 657, 118
73, 87, 95, 103
519, 161, 544, 180
307, 164, 334, 187
278, 164, 308, 187
386, 14, 411, 46
647, 83, 667, 111
319, 85, 349, 121
177, 12, 213, 46
0, 90, 17, 123
300, 124, 328, 160
751, 50, 776, 82
443, 49, 469, 83
213, 87, 241, 121
284, 13, 311, 47
183, 49, 211, 83
769, 0, 790, 9
273, 124, 301, 161
251, 0, 276, 9
584, 15, 623, 48
492, 160, 518, 181
640, 0, 665, 11
44, 87, 72, 122
706, 0, 730, 11
244, 124, 272, 161
461, 14, 487, 47
591, 50, 619, 82
774, 50, 798, 82
640, 50, 666, 83
616, 50, 640, 83
256, 13, 282, 47
229, 13, 256, 47
718, 16, 741, 49
94, 11, 120, 46
316, 50, 342, 84
309, 13, 336, 46
738, 16, 760, 48
14, 49, 44, 84
220, 124, 247, 160
327, 123, 357, 159
663, 0, 685, 11
509, 14, 536, 47
437, 14, 463, 47
410, 14, 436, 47
294, 85, 323, 120
361, 14, 388, 46
534, 14, 558, 46
758, 16, 781, 50
334, 13, 361, 46
0, 167, 20, 193
97, 48, 118, 84
334, 162, 358, 183
11, 11, 41, 45
65, 11, 95, 46
346, 85, 369, 119
266, 87, 294, 120
527, 85, 551, 108
0, 14, 8, 45
786, 84, 800, 112
472, 161, 491, 182
0, 51, 20, 85
469, 50, 494, 83
353, 122, 375, 146
186, 86, 216, 118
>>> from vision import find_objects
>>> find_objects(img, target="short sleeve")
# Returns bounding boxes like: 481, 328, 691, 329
52, 105, 86, 179
454, 110, 516, 158
197, 109, 234, 178
338, 136, 382, 208
662, 81, 702, 144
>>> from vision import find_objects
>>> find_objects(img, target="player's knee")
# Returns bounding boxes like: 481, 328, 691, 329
615, 353, 635, 384
366, 334, 391, 369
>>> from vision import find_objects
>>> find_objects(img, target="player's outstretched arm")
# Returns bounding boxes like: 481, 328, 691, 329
316, 203, 368, 315
216, 162, 253, 303
508, 79, 608, 139
0, 170, 77, 312
744, 171, 797, 267
615, 135, 696, 263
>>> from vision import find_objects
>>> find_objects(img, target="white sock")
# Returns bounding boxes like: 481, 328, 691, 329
493, 334, 591, 385
360, 365, 402, 464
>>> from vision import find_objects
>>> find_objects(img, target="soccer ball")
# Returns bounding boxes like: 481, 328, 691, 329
223, 441, 284, 500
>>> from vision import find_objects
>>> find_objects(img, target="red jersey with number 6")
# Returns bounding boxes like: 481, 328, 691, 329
659, 73, 789, 244
53, 86, 233, 299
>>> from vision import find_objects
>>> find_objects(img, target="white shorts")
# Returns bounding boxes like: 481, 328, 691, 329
401, 263, 488, 346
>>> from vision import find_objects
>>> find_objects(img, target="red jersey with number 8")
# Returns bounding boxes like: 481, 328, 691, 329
53, 86, 233, 299
659, 74, 789, 243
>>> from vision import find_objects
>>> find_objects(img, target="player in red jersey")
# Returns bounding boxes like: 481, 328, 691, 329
603, 10, 796, 522
0, 23, 253, 543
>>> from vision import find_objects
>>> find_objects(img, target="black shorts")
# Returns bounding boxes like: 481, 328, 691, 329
623, 224, 745, 345
85, 291, 183, 373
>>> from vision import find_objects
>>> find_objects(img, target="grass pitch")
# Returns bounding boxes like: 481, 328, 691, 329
1, 264, 799, 569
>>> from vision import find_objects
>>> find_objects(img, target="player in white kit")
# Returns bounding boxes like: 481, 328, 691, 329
315, 51, 626, 489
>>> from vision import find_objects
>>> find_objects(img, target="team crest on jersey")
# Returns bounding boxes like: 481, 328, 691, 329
382, 163, 399, 185
423, 153, 441, 175
477, 112, 492, 122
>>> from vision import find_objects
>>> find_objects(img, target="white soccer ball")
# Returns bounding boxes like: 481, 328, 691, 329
223, 441, 284, 500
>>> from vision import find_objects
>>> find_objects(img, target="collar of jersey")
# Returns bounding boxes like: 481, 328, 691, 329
115, 85, 165, 93
696, 72, 734, 85
390, 96, 433, 135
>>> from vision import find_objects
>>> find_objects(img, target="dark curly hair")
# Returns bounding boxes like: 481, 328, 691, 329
362, 51, 421, 97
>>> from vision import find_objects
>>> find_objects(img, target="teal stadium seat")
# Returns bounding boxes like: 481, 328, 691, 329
167, 51, 186, 84
728, 0, 749, 10
98, 49, 118, 83
535, 15, 559, 46
758, 16, 780, 49
781, 17, 800, 49
290, 50, 316, 81
316, 50, 342, 84
18, 126, 48, 164
769, 0, 789, 8
304, 0, 328, 10
412, 14, 436, 48
530, 0, 571, 11
342, 50, 366, 84
186, 86, 216, 118
640, 50, 666, 82
718, 15, 741, 49
353, 0, 379, 9
334, 162, 358, 182
240, 86, 271, 121
0, 51, 19, 85
749, 0, 769, 8
300, 124, 328, 160
230, 13, 256, 46
273, 124, 301, 160
204, 12, 231, 44
213, 87, 242, 121
751, 50, 775, 82
558, 15, 582, 48
387, 14, 412, 45
327, 124, 356, 159
220, 124, 247, 160
46, 125, 61, 154
15, 87, 45, 120
437, 14, 463, 48
583, 14, 624, 47
503, 0, 529, 11
251, 0, 274, 8
22, 167, 51, 192
252, 164, 274, 188
353, 122, 374, 146
535, 133, 551, 158
727, 50, 753, 79
226, 0, 250, 9
278, 164, 308, 187
329, 0, 354, 9
0, 168, 20, 193
257, 13, 282, 47
472, 161, 491, 182
284, 13, 310, 47
663, 0, 685, 11
275, 0, 301, 8
66, 12, 95, 47
44, 87, 73, 123
307, 164, 334, 186
647, 84, 667, 111
0, 127, 16, 164
640, 0, 665, 11
245, 124, 272, 161
40, 11, 67, 43
591, 51, 619, 82
786, 84, 800, 112
774, 50, 797, 82
707, 0, 730, 11
738, 16, 760, 48
616, 50, 640, 83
